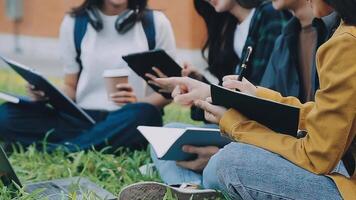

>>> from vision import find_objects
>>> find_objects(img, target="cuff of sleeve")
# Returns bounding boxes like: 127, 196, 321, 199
255, 87, 276, 99
219, 108, 248, 137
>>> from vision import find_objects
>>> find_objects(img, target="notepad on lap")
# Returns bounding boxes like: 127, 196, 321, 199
211, 84, 300, 137
137, 126, 232, 161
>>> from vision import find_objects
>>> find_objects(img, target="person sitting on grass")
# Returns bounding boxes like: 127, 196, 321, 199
0, 0, 175, 152
127, 0, 355, 199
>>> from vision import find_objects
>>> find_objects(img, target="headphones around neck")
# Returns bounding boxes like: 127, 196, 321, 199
85, 7, 139, 34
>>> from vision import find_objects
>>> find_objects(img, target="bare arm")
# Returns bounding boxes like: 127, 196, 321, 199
62, 73, 79, 101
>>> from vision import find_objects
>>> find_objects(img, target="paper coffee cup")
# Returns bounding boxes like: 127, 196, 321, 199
103, 69, 130, 96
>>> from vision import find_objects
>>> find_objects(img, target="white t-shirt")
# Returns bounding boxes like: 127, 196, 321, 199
233, 9, 255, 58
59, 10, 176, 111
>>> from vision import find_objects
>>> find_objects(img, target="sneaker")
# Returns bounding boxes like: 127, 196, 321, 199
118, 182, 222, 200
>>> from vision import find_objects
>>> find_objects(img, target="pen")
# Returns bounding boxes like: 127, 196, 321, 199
238, 46, 253, 81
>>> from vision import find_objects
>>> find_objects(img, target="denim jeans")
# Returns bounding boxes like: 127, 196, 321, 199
215, 143, 346, 200
150, 122, 223, 190
0, 102, 162, 152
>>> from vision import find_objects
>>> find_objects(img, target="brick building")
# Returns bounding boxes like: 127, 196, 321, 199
0, 0, 209, 77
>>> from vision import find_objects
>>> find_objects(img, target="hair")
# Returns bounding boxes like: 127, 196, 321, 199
324, 0, 356, 25
70, 0, 148, 19
193, 0, 263, 80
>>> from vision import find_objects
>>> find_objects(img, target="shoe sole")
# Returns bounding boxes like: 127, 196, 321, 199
118, 182, 221, 200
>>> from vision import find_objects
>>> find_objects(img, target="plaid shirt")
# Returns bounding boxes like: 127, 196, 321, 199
236, 2, 291, 85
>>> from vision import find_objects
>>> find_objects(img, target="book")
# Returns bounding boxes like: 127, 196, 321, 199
211, 84, 300, 136
0, 56, 96, 125
122, 49, 182, 98
137, 126, 232, 161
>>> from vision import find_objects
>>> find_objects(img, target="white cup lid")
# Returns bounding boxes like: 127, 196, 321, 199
102, 68, 130, 78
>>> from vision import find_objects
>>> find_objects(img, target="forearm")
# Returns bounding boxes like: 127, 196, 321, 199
62, 84, 76, 101
62, 73, 79, 101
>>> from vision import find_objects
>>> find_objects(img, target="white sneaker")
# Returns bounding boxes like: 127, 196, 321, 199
118, 182, 222, 200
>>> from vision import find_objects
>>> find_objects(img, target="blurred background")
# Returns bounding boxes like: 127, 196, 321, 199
0, 0, 209, 77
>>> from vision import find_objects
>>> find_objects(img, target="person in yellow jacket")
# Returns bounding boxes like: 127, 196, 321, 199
152, 0, 356, 199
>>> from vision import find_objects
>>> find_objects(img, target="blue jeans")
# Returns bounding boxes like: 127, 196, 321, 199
151, 123, 223, 190
0, 102, 162, 152
215, 143, 346, 200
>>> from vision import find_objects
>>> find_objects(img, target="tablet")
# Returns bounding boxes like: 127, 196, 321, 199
0, 56, 95, 125
122, 49, 182, 98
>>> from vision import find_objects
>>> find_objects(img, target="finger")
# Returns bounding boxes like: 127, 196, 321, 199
182, 145, 207, 155
222, 75, 239, 82
155, 77, 189, 88
174, 93, 195, 106
183, 62, 189, 69
171, 86, 182, 98
152, 67, 167, 78
111, 97, 136, 104
205, 111, 219, 124
145, 73, 158, 81
176, 161, 196, 171
206, 97, 212, 103
110, 91, 135, 98
222, 80, 244, 91
116, 84, 133, 91
147, 80, 163, 88
194, 100, 216, 113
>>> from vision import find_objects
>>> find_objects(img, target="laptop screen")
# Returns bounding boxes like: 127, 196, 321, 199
0, 146, 22, 188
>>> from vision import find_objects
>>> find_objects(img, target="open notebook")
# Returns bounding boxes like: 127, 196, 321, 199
138, 126, 232, 161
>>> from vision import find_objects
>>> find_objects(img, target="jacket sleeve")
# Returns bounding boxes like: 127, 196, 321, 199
220, 33, 356, 175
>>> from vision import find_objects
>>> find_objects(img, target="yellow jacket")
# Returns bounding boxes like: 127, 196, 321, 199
219, 22, 356, 200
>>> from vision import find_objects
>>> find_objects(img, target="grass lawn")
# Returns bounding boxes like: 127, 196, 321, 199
0, 69, 221, 200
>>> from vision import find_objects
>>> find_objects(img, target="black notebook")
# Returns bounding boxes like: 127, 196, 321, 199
138, 126, 232, 161
211, 84, 300, 137
122, 49, 182, 98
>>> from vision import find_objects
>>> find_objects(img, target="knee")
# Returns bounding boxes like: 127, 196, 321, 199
216, 143, 272, 190
124, 103, 162, 126
0, 103, 12, 126
0, 103, 14, 136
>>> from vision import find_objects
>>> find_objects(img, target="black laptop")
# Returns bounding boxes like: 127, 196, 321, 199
0, 56, 95, 125
0, 146, 117, 199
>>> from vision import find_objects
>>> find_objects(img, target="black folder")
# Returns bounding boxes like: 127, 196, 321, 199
211, 84, 300, 136
0, 56, 95, 125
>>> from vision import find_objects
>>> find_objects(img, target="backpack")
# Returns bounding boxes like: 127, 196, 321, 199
73, 10, 156, 70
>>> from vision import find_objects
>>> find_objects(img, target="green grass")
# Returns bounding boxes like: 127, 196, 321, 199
0, 69, 220, 200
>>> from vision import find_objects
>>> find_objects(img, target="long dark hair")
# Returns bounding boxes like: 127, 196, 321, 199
70, 0, 148, 19
194, 0, 263, 81
324, 0, 356, 25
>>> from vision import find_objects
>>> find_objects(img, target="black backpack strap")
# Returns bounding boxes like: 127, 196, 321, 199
74, 14, 89, 71
141, 10, 156, 50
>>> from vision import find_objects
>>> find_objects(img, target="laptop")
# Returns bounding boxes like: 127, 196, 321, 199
0, 146, 117, 199
0, 56, 96, 125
